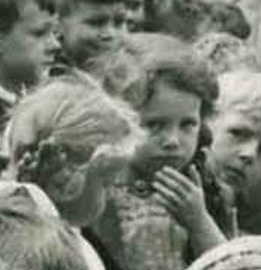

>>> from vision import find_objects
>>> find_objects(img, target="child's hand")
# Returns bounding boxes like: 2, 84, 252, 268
18, 137, 67, 183
153, 165, 208, 231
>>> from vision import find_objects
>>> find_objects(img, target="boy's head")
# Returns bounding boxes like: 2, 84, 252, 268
9, 71, 145, 226
0, 0, 61, 90
210, 72, 261, 207
58, 0, 128, 68
0, 184, 89, 270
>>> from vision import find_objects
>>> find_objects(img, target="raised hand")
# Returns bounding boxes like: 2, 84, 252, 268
17, 137, 67, 184
153, 165, 207, 231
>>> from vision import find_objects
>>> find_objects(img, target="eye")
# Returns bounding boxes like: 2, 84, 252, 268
114, 15, 126, 28
228, 128, 252, 140
31, 27, 49, 38
85, 17, 107, 27
180, 118, 199, 132
143, 119, 166, 134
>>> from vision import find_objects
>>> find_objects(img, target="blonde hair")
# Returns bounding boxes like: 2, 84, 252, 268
10, 70, 145, 162
216, 71, 261, 122
8, 70, 146, 225
0, 185, 89, 270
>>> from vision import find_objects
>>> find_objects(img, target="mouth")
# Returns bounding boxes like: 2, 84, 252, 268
43, 60, 55, 66
222, 166, 246, 189
149, 156, 184, 170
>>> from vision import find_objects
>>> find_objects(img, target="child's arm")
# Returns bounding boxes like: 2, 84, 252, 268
153, 165, 226, 257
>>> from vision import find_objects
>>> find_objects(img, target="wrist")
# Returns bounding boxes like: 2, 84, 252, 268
187, 210, 212, 234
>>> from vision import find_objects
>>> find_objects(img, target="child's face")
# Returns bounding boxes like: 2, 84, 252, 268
133, 78, 201, 178
125, 0, 145, 31
60, 2, 128, 65
1, 1, 60, 86
211, 109, 261, 195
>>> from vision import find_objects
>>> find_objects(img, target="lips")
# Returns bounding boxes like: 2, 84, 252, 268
222, 166, 246, 189
149, 156, 184, 170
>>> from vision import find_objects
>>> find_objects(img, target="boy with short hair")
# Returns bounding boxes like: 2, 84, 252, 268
0, 0, 61, 145
209, 72, 261, 236
57, 0, 128, 69
0, 0, 60, 94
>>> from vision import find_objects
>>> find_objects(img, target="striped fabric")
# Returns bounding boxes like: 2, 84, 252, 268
187, 236, 261, 270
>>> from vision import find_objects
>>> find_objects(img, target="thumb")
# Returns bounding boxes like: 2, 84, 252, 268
188, 165, 202, 188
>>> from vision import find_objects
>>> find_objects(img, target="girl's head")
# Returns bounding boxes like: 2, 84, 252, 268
9, 70, 145, 226
101, 33, 219, 178
0, 183, 89, 270
132, 52, 218, 178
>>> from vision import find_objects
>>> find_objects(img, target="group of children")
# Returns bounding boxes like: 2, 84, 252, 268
0, 0, 261, 270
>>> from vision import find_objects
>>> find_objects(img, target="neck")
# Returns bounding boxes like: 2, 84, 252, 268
0, 66, 23, 94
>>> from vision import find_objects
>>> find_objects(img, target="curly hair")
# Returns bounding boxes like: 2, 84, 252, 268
101, 33, 219, 151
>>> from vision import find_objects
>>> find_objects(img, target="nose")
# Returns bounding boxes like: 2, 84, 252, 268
161, 127, 180, 151
238, 139, 259, 165
46, 32, 61, 54
99, 22, 118, 42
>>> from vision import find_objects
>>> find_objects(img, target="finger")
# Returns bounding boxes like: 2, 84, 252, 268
154, 171, 187, 199
153, 181, 183, 206
161, 166, 191, 191
188, 165, 202, 188
153, 193, 179, 218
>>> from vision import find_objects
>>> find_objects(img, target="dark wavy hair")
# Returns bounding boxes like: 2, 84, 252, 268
102, 34, 219, 150
142, 56, 218, 150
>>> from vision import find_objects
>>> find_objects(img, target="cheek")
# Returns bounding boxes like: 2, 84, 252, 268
211, 134, 234, 164
181, 133, 199, 160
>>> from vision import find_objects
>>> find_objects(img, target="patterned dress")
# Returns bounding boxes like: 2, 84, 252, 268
91, 170, 189, 270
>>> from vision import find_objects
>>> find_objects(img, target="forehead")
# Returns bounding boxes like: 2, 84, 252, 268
69, 2, 126, 18
141, 79, 201, 119
217, 109, 261, 134
17, 1, 55, 29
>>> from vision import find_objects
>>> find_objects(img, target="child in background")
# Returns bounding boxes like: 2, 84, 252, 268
144, 0, 250, 43
0, 0, 61, 145
124, 0, 145, 31
6, 71, 145, 270
208, 72, 261, 236
193, 33, 259, 75
56, 0, 128, 70
89, 34, 226, 270
0, 182, 91, 270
